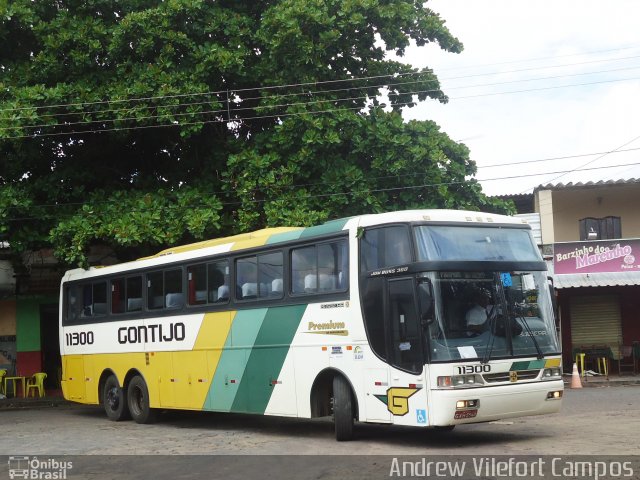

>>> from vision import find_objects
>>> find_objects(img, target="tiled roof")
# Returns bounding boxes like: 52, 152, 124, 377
536, 178, 640, 191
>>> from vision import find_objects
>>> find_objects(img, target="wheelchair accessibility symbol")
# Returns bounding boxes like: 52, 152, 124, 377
416, 409, 427, 424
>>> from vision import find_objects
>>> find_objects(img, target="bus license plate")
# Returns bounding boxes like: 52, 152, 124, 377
454, 410, 478, 420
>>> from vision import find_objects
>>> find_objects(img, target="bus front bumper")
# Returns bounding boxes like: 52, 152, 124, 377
429, 379, 564, 426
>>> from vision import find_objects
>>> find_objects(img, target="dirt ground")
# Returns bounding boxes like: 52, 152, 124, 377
0, 384, 638, 456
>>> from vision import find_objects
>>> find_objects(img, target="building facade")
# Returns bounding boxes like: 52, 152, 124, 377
0, 248, 66, 391
533, 179, 640, 372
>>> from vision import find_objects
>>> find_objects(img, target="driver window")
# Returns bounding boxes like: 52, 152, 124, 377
360, 226, 412, 272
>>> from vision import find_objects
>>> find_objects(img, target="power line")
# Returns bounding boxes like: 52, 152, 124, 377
9, 149, 640, 211
5, 63, 640, 132
3, 160, 639, 222
3, 74, 640, 141
518, 133, 640, 193
432, 45, 640, 72
479, 147, 640, 169
2, 52, 639, 117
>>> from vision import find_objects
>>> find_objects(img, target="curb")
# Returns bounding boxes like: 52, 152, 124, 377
564, 379, 640, 388
0, 397, 71, 410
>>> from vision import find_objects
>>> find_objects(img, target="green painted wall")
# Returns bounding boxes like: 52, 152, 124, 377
16, 296, 57, 352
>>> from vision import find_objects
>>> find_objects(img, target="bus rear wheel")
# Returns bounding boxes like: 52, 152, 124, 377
127, 375, 157, 424
332, 375, 354, 441
103, 375, 130, 421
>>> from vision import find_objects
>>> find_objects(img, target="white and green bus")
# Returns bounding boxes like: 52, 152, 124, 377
60, 209, 563, 440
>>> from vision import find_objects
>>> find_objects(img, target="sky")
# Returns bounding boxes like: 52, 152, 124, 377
399, 0, 640, 196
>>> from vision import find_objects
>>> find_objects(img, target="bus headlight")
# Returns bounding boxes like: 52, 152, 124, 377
542, 367, 562, 379
438, 375, 482, 388
456, 399, 480, 409
546, 390, 563, 400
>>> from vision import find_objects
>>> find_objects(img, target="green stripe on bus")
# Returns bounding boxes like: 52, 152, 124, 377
206, 309, 268, 412
232, 304, 308, 414
298, 218, 350, 238
510, 359, 546, 371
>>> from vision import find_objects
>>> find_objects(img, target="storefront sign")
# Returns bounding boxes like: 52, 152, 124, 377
554, 239, 640, 274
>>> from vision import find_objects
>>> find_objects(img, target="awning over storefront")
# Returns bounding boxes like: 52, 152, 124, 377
554, 271, 640, 289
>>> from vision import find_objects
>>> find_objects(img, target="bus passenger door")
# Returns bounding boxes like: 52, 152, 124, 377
385, 277, 428, 427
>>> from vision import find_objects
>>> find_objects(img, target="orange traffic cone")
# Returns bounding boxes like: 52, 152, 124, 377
570, 362, 582, 389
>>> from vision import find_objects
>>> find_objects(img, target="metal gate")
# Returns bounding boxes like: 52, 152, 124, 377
570, 295, 622, 358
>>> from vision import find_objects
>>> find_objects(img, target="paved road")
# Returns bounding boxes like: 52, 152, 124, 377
1, 385, 638, 456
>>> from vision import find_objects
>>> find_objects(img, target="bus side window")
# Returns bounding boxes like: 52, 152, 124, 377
360, 226, 411, 271
318, 241, 348, 292
236, 257, 258, 300
208, 260, 229, 303
67, 285, 82, 323
291, 246, 316, 294
188, 264, 207, 305
291, 241, 348, 295
126, 276, 143, 312
258, 252, 283, 299
147, 271, 164, 310
165, 268, 183, 309
111, 278, 125, 314
92, 282, 107, 316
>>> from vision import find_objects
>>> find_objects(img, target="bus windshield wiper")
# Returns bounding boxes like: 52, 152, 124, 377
481, 273, 504, 364
516, 312, 544, 360
481, 303, 497, 364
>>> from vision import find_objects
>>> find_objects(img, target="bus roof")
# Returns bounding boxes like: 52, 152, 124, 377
142, 210, 526, 259
62, 209, 527, 281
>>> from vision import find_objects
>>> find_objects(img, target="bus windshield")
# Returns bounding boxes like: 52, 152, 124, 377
424, 271, 559, 362
415, 225, 540, 262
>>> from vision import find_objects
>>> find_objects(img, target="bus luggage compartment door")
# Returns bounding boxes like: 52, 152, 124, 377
364, 369, 391, 422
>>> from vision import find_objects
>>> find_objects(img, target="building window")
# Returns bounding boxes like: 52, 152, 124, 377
579, 216, 621, 240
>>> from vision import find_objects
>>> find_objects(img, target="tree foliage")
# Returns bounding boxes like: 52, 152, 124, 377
0, 0, 512, 268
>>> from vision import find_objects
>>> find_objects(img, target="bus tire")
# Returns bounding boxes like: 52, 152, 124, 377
103, 375, 130, 421
333, 375, 354, 441
127, 375, 157, 424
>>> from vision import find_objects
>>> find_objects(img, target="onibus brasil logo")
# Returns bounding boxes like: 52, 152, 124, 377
7, 456, 73, 479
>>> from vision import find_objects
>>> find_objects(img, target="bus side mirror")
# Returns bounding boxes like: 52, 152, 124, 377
417, 278, 435, 324
547, 276, 558, 318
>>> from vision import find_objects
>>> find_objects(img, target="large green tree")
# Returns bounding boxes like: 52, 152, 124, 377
0, 0, 511, 268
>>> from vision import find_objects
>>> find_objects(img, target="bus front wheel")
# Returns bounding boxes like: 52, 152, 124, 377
103, 375, 130, 421
332, 375, 354, 441
127, 375, 157, 424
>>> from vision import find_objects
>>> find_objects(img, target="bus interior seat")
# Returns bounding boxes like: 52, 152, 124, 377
271, 278, 283, 296
242, 282, 258, 299
304, 274, 317, 293
93, 303, 107, 315
216, 285, 229, 302
152, 296, 164, 309
127, 298, 142, 311
166, 293, 184, 308
194, 290, 207, 303
318, 274, 336, 291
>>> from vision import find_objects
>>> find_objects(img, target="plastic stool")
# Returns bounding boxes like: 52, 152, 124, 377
575, 353, 586, 377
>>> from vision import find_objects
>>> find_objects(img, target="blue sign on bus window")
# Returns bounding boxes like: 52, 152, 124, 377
501, 273, 512, 287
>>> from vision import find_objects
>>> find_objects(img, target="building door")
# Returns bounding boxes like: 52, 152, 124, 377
40, 304, 61, 390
